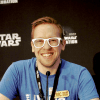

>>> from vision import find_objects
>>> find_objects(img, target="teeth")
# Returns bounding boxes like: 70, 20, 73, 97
42, 54, 52, 57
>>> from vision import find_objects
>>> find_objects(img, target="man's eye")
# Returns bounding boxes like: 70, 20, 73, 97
50, 39, 57, 42
37, 40, 43, 42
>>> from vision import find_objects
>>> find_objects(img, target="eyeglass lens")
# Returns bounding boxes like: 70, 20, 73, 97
34, 38, 59, 47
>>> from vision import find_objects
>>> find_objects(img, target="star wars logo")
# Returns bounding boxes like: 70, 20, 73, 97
0, 33, 21, 47
0, 0, 18, 4
64, 33, 78, 44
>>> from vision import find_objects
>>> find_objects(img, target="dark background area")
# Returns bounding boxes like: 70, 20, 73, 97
0, 0, 100, 98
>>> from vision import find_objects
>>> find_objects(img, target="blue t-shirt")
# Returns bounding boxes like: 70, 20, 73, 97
0, 58, 99, 100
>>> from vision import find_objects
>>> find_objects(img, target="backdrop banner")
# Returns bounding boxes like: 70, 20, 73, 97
0, 0, 100, 80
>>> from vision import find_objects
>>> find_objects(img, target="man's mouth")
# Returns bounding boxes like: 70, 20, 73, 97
42, 53, 53, 57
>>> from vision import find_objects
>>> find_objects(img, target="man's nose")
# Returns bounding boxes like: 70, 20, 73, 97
43, 40, 51, 49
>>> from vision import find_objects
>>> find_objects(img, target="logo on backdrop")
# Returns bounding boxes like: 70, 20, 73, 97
63, 26, 78, 44
64, 33, 78, 44
0, 0, 18, 4
0, 33, 21, 47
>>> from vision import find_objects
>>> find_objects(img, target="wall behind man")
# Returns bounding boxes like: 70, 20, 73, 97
0, 0, 100, 80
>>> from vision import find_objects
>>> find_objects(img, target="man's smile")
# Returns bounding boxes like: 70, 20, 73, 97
41, 53, 53, 57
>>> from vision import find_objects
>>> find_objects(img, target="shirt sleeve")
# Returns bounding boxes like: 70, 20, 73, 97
0, 63, 19, 100
78, 68, 99, 100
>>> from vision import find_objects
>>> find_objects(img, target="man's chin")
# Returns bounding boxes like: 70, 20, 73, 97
41, 63, 54, 68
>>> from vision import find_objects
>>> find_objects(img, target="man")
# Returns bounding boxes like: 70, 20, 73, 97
0, 16, 99, 100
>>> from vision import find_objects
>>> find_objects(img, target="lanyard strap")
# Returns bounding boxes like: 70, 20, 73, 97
35, 61, 61, 100
35, 66, 44, 100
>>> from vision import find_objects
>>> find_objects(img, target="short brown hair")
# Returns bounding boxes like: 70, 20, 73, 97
31, 16, 64, 40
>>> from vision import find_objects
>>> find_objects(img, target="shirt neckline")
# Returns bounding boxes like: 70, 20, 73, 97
39, 70, 55, 78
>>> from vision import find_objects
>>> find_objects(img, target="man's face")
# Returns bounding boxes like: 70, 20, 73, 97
31, 23, 66, 67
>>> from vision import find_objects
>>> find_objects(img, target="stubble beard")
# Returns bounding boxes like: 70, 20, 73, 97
38, 55, 60, 69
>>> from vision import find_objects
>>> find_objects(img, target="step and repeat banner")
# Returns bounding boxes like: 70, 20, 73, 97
0, 0, 100, 80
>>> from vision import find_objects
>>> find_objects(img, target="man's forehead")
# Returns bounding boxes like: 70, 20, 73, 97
32, 23, 62, 39
34, 23, 61, 34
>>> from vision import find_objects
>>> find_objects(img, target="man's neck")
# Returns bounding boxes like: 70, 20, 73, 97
36, 59, 60, 75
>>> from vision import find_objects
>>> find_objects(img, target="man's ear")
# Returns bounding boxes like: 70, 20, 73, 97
31, 41, 35, 53
61, 40, 66, 51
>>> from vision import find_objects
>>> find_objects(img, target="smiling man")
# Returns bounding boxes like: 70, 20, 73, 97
31, 23, 65, 75
0, 16, 99, 100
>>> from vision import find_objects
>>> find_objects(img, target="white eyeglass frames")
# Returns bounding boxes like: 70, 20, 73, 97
32, 37, 62, 48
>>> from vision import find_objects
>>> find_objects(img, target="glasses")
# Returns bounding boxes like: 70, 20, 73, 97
32, 37, 62, 48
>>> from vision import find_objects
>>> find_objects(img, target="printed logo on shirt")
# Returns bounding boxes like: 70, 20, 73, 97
49, 87, 53, 95
34, 95, 66, 100
26, 87, 69, 100
26, 94, 31, 100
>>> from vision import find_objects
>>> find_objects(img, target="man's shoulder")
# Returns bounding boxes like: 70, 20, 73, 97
61, 59, 85, 69
10, 57, 36, 71
13, 57, 36, 65
61, 59, 88, 77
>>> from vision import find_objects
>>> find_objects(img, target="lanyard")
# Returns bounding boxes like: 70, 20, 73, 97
35, 61, 61, 100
